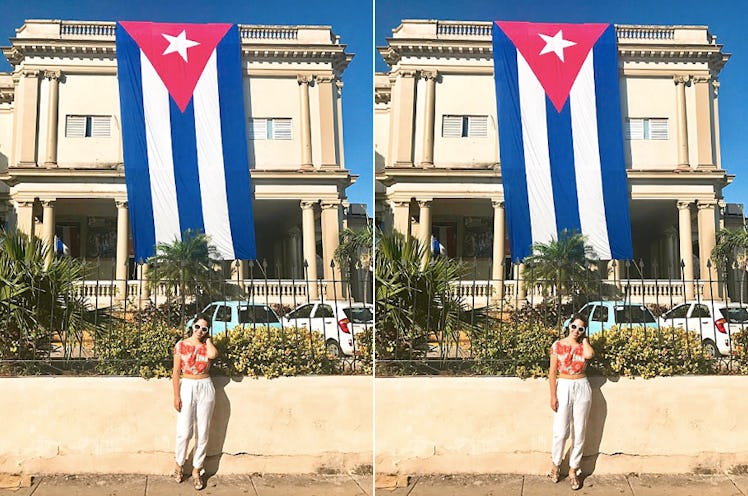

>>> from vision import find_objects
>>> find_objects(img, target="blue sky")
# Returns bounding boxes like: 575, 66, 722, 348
0, 0, 373, 211
376, 0, 748, 208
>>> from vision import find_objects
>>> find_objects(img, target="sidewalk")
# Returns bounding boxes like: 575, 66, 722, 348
0, 474, 373, 496
377, 473, 748, 495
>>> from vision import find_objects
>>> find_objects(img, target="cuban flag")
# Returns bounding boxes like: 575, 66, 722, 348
492, 21, 632, 262
116, 21, 256, 262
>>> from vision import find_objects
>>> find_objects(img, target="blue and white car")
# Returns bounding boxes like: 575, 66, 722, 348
564, 300, 658, 335
186, 301, 283, 334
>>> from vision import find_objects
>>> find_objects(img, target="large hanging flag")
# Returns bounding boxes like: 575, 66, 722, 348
492, 21, 632, 262
116, 21, 256, 262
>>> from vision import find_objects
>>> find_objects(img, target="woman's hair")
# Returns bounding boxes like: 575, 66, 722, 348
568, 313, 589, 329
193, 313, 212, 328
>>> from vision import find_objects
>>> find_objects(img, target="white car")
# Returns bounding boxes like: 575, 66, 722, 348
281, 301, 373, 357
658, 301, 748, 357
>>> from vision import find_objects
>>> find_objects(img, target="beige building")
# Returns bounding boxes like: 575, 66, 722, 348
0, 19, 358, 301
376, 20, 734, 302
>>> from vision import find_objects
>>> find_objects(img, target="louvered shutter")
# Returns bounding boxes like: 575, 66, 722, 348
272, 119, 292, 140
442, 115, 463, 138
248, 118, 268, 140
65, 115, 86, 138
649, 119, 669, 140
625, 118, 644, 140
467, 116, 488, 137
90, 116, 111, 137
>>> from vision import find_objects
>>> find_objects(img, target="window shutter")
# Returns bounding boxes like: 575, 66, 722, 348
649, 119, 669, 140
90, 116, 111, 137
625, 118, 644, 140
248, 118, 267, 140
65, 115, 86, 138
467, 116, 488, 137
272, 119, 292, 140
442, 115, 462, 138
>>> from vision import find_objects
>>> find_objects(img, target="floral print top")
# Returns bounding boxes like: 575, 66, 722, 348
551, 339, 587, 375
174, 340, 211, 375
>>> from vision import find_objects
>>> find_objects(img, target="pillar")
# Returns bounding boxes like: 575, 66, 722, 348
301, 201, 318, 298
335, 79, 345, 168
674, 75, 690, 168
515, 263, 526, 303
139, 263, 151, 299
417, 199, 432, 257
288, 227, 301, 279
697, 199, 719, 298
420, 69, 437, 167
321, 201, 343, 298
693, 76, 715, 168
15, 201, 34, 237
492, 200, 506, 301
316, 75, 337, 168
297, 75, 313, 168
712, 80, 721, 167
663, 226, 677, 279
115, 201, 129, 299
16, 70, 41, 167
678, 200, 695, 299
43, 70, 61, 168
391, 200, 411, 237
41, 200, 55, 267
394, 69, 417, 166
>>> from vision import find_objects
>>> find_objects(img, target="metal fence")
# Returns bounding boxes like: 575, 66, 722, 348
0, 263, 373, 376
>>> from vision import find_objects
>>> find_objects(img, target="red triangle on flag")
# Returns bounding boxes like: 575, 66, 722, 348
119, 21, 232, 112
496, 21, 608, 112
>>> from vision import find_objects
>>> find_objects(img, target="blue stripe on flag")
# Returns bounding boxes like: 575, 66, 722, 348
115, 24, 155, 262
216, 25, 257, 260
492, 23, 532, 262
169, 98, 205, 235
545, 98, 581, 236
593, 25, 633, 260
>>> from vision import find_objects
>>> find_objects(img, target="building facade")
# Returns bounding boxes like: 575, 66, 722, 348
0, 19, 359, 300
376, 20, 735, 302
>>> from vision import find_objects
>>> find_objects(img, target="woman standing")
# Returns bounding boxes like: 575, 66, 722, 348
172, 313, 218, 490
548, 314, 594, 491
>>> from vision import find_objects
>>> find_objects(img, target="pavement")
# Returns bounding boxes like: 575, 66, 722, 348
2, 473, 748, 495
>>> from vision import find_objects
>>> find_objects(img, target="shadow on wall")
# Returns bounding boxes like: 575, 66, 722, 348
580, 376, 613, 475
203, 375, 238, 477
0, 151, 7, 172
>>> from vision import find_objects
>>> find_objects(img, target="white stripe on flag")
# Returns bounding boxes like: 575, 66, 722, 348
570, 52, 612, 259
517, 52, 556, 246
193, 50, 235, 260
141, 51, 181, 244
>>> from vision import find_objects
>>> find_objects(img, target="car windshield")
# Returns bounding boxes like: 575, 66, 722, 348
344, 307, 373, 324
722, 307, 748, 323
239, 306, 279, 324
615, 305, 656, 323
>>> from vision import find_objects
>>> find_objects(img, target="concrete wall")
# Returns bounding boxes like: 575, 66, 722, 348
1, 376, 372, 475
375, 376, 748, 475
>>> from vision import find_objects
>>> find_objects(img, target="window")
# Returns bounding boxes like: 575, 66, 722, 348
625, 118, 668, 140
664, 304, 689, 320
65, 115, 111, 137
615, 305, 657, 324
215, 305, 232, 322
249, 118, 292, 140
590, 305, 609, 323
315, 304, 335, 319
287, 304, 314, 320
239, 305, 279, 325
442, 115, 488, 138
344, 307, 373, 324
690, 304, 711, 319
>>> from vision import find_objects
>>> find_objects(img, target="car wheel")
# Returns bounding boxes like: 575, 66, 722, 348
702, 339, 718, 358
326, 339, 342, 358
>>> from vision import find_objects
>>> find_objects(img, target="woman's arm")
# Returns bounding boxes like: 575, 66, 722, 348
549, 352, 559, 412
205, 337, 218, 360
172, 349, 182, 412
582, 337, 594, 359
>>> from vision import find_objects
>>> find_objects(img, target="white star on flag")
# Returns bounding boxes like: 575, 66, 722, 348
538, 30, 576, 62
162, 30, 200, 62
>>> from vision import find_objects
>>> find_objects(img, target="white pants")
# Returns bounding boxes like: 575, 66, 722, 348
552, 378, 592, 469
175, 378, 215, 470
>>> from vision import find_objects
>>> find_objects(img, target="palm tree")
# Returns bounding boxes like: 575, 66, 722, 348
334, 224, 373, 302
712, 227, 748, 301
522, 230, 597, 329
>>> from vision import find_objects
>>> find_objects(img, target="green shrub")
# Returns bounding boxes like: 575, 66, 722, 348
352, 326, 373, 375
212, 326, 335, 379
470, 320, 557, 378
93, 321, 182, 378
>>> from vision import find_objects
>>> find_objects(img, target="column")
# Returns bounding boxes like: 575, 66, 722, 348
693, 76, 715, 168
417, 199, 432, 257
712, 80, 721, 167
316, 75, 337, 168
321, 201, 342, 298
677, 201, 695, 299
515, 263, 526, 303
43, 70, 61, 168
288, 227, 301, 279
663, 227, 677, 279
492, 201, 506, 302
15, 201, 34, 237
394, 70, 417, 166
41, 200, 55, 267
115, 201, 129, 299
420, 70, 437, 167
335, 80, 345, 167
297, 75, 314, 168
674, 75, 690, 168
301, 201, 318, 298
139, 263, 151, 300
391, 200, 411, 237
341, 200, 350, 231
16, 70, 41, 166
697, 199, 719, 298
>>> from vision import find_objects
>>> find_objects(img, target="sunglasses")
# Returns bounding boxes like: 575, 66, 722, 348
193, 323, 209, 333
569, 323, 586, 333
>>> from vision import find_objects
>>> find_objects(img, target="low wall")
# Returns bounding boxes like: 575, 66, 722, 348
375, 376, 748, 475
0, 376, 372, 474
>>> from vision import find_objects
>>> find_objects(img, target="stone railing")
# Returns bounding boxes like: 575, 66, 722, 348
60, 21, 115, 38
56, 21, 301, 42
616, 25, 675, 41
436, 21, 492, 38
239, 25, 298, 41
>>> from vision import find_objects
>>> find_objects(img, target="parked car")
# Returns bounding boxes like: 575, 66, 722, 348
186, 301, 283, 334
281, 301, 373, 357
658, 301, 748, 357
564, 301, 658, 335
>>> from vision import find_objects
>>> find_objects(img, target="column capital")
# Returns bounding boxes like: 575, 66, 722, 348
297, 74, 314, 85
320, 200, 341, 210
398, 69, 418, 78
420, 69, 438, 81
300, 200, 317, 210
697, 199, 718, 210
15, 200, 34, 208
315, 74, 335, 84
21, 69, 40, 78
416, 199, 432, 208
40, 199, 56, 208
288, 226, 301, 239
115, 200, 128, 209
673, 74, 691, 85
692, 75, 710, 84
43, 69, 62, 80
390, 200, 411, 209
712, 79, 720, 97
492, 200, 505, 210
676, 200, 693, 210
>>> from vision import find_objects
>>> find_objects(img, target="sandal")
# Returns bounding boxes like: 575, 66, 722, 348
193, 469, 205, 491
173, 465, 183, 484
569, 469, 581, 491
549, 464, 561, 483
